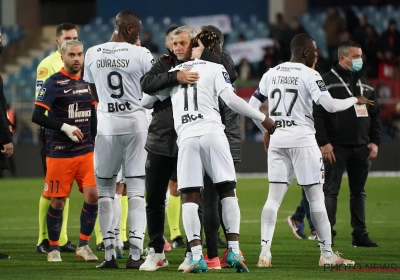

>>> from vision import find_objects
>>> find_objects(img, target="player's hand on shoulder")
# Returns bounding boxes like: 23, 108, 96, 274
355, 96, 374, 105
320, 143, 336, 164
191, 39, 204, 59
261, 117, 276, 135
61, 123, 83, 143
177, 68, 199, 85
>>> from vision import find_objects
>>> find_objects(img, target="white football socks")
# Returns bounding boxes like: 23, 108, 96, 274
303, 184, 333, 258
260, 183, 288, 247
221, 197, 241, 235
98, 197, 115, 261
128, 196, 146, 260
113, 194, 123, 248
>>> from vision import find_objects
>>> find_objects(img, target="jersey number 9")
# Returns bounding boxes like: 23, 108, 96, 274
107, 71, 124, 99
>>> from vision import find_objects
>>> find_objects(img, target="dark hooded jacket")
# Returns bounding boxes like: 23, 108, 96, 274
141, 48, 241, 162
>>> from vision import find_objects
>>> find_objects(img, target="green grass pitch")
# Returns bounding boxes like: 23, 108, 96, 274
0, 177, 399, 279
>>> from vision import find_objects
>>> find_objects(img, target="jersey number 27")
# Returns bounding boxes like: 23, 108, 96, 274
269, 88, 298, 116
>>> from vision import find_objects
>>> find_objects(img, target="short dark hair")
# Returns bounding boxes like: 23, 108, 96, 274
115, 9, 141, 29
166, 26, 179, 36
56, 23, 77, 37
337, 40, 361, 57
290, 33, 315, 51
200, 25, 224, 45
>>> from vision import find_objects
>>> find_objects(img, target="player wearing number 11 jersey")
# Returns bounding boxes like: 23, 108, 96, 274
166, 54, 275, 273
248, 33, 373, 268
83, 10, 154, 269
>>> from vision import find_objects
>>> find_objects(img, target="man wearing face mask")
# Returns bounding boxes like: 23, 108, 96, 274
314, 40, 381, 247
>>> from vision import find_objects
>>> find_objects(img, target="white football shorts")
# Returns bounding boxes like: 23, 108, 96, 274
267, 145, 324, 186
177, 134, 236, 191
95, 133, 147, 179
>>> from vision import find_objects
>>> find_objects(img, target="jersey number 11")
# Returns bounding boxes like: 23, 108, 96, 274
181, 83, 198, 111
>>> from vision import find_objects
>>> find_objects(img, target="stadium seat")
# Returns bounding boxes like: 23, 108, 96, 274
3, 84, 14, 103
19, 84, 34, 102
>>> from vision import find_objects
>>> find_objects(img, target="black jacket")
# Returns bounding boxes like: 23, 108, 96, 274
141, 49, 241, 161
314, 64, 382, 147
0, 75, 12, 170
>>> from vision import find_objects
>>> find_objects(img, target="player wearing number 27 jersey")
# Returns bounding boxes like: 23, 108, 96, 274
248, 34, 370, 268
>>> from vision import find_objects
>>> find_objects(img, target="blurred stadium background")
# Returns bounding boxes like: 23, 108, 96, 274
1, 0, 400, 177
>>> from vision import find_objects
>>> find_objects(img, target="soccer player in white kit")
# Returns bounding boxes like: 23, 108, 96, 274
83, 10, 154, 269
164, 27, 276, 273
248, 33, 373, 268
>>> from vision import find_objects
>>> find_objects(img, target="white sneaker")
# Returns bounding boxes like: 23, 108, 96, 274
47, 250, 62, 262
178, 252, 192, 271
308, 230, 318, 240
76, 245, 98, 262
256, 246, 272, 267
139, 247, 169, 271
319, 251, 355, 267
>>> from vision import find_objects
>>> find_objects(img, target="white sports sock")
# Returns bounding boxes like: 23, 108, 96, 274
221, 197, 241, 235
182, 203, 201, 242
113, 194, 122, 247
227, 241, 239, 254
260, 244, 271, 258
260, 183, 288, 247
303, 184, 333, 257
191, 245, 202, 261
98, 197, 115, 261
128, 196, 146, 260
165, 187, 170, 211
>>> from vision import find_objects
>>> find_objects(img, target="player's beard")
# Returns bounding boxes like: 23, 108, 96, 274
66, 63, 82, 75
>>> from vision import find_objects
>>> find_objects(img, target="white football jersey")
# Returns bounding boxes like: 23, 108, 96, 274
169, 59, 234, 145
257, 62, 327, 148
84, 42, 154, 135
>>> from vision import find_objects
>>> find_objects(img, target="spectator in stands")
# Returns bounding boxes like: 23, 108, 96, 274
0, 32, 13, 259
269, 13, 291, 61
289, 17, 306, 37
323, 7, 346, 63
237, 33, 246, 42
362, 24, 380, 78
315, 49, 330, 75
315, 40, 381, 247
257, 46, 279, 78
353, 15, 369, 48
345, 7, 359, 37
377, 50, 397, 79
378, 19, 400, 59
235, 58, 256, 82
141, 30, 159, 54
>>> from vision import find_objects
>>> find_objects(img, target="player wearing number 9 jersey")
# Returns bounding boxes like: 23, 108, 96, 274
83, 10, 154, 269
247, 34, 373, 268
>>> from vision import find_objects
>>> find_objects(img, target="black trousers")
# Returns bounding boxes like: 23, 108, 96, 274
39, 128, 47, 175
202, 173, 224, 258
145, 151, 177, 253
323, 145, 370, 237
